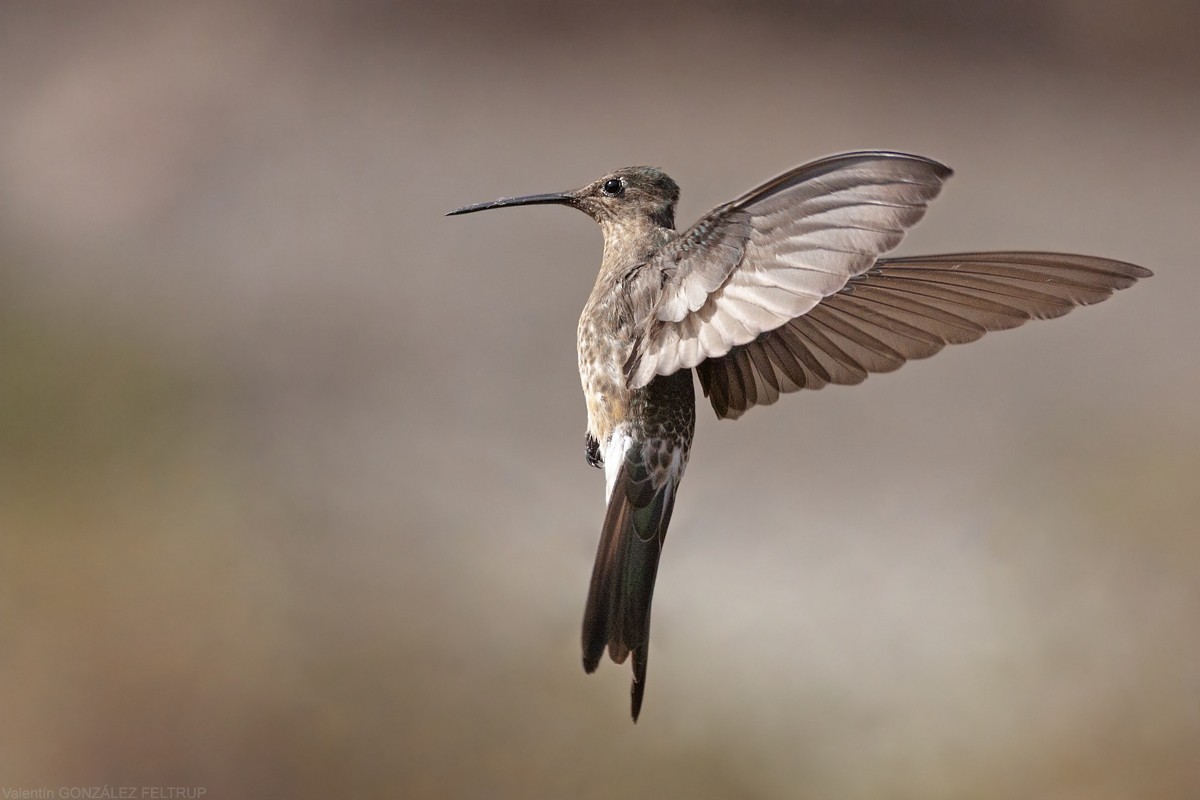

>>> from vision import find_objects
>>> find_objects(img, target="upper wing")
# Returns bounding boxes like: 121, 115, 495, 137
695, 252, 1152, 419
625, 151, 953, 388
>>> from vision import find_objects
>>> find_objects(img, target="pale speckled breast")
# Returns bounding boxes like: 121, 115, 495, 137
577, 293, 633, 444
576, 222, 679, 444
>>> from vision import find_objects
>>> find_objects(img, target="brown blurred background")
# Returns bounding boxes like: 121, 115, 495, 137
1, 2, 1197, 798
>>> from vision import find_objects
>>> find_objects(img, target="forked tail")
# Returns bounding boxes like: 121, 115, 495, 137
581, 437, 679, 721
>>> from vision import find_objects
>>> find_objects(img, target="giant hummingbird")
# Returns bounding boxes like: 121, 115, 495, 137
447, 151, 1150, 721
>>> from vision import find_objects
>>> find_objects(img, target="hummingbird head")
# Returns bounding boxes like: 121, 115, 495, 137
446, 166, 680, 230
571, 167, 679, 229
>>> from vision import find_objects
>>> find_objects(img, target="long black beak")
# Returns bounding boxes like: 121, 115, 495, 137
446, 192, 574, 216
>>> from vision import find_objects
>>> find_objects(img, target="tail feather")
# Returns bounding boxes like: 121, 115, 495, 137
581, 439, 678, 722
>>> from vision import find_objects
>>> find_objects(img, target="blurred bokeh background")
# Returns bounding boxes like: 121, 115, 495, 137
2, 2, 1197, 797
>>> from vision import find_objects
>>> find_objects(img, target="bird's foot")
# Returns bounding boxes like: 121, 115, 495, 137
585, 433, 603, 468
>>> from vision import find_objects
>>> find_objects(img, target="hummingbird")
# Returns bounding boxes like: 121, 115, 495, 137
447, 151, 1150, 721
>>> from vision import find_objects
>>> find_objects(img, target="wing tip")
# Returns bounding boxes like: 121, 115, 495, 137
1128, 263, 1154, 279
866, 150, 954, 180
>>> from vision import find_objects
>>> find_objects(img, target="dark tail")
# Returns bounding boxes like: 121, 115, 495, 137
581, 441, 679, 722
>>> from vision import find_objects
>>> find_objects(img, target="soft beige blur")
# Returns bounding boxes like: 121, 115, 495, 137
1, 2, 1197, 798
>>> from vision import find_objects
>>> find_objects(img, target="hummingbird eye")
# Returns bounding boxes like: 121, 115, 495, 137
602, 178, 624, 197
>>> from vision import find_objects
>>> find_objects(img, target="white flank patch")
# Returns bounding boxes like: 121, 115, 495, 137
602, 429, 634, 503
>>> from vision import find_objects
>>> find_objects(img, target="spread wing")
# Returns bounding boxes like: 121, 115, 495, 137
696, 252, 1152, 418
625, 151, 954, 388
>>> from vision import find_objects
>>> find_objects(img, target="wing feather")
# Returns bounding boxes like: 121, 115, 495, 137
629, 151, 952, 387
698, 252, 1151, 419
